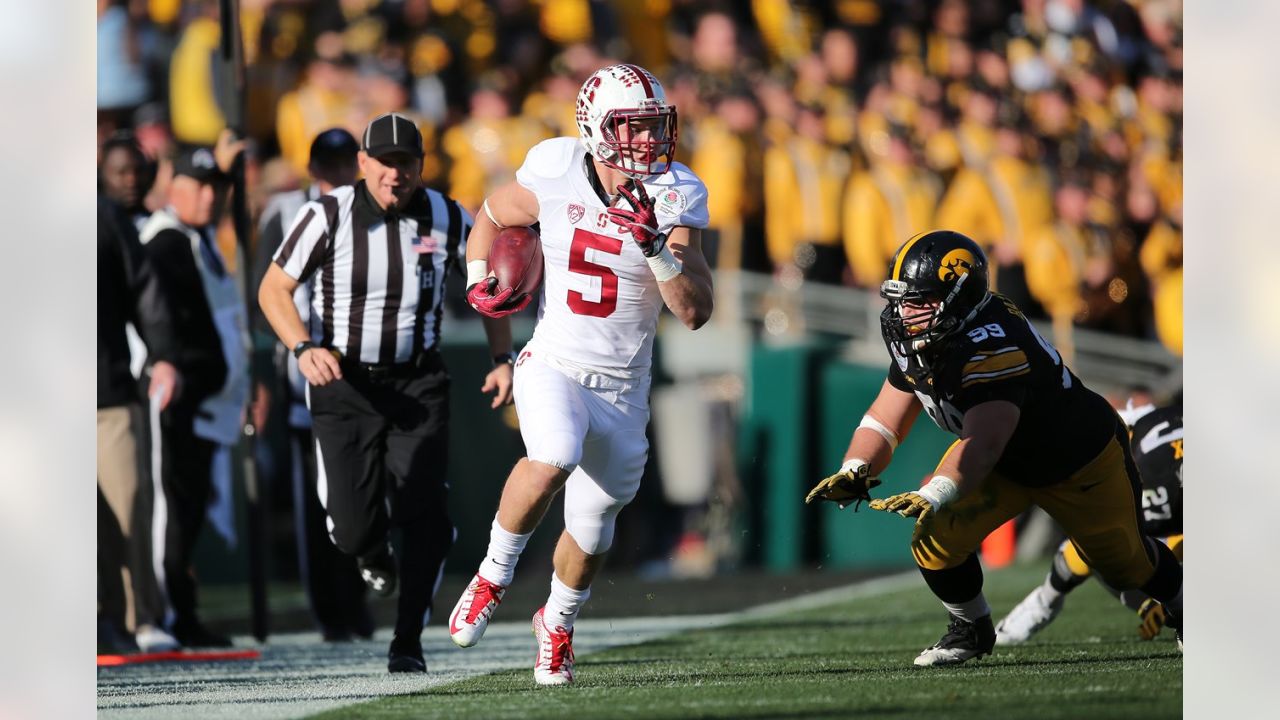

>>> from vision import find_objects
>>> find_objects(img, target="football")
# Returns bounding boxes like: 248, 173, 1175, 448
488, 226, 544, 299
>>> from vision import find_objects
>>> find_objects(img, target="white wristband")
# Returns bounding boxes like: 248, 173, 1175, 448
467, 259, 490, 288
915, 475, 959, 511
839, 457, 868, 475
482, 200, 506, 228
858, 415, 899, 451
645, 244, 682, 282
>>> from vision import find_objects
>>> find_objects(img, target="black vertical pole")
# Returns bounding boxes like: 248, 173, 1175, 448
219, 0, 269, 643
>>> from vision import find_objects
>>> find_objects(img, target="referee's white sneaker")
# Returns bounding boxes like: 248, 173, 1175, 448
532, 607, 575, 686
449, 573, 507, 648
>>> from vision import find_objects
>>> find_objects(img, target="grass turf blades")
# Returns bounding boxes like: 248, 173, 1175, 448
314, 563, 1181, 719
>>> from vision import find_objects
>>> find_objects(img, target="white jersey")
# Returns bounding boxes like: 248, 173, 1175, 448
516, 137, 709, 379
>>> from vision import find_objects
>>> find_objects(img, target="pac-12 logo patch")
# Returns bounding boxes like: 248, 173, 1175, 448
567, 203, 585, 223
655, 188, 686, 217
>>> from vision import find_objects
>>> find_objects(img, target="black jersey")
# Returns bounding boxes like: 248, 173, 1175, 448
886, 293, 1119, 487
1128, 405, 1184, 537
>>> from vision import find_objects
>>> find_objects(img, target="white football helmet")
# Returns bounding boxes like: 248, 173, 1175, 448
575, 63, 678, 178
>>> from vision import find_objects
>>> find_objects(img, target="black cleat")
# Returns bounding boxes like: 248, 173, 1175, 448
914, 614, 996, 667
358, 544, 397, 598
172, 621, 233, 648
388, 636, 426, 673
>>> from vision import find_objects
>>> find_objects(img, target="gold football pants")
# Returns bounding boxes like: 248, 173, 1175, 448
912, 429, 1158, 590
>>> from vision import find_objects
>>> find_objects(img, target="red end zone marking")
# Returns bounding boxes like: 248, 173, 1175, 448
97, 649, 262, 667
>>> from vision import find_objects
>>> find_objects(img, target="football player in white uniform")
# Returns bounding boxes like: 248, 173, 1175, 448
448, 63, 713, 685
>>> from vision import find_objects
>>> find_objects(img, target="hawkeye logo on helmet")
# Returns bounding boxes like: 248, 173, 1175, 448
938, 248, 976, 282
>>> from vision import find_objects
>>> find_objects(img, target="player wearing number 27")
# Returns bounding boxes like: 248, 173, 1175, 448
450, 63, 713, 685
805, 230, 1184, 666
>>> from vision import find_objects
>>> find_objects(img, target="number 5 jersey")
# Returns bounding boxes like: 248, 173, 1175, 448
515, 137, 709, 381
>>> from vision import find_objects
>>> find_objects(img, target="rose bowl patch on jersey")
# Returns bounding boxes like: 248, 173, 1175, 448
655, 188, 686, 217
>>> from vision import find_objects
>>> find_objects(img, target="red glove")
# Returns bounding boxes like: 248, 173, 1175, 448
466, 277, 530, 319
607, 183, 667, 257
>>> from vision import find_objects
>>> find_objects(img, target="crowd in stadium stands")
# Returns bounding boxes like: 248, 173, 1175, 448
98, 0, 1183, 359
96, 0, 1183, 653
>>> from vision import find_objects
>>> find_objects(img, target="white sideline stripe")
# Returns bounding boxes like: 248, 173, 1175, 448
96, 572, 919, 719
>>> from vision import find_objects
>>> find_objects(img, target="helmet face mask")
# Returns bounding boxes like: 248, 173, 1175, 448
880, 231, 990, 357
576, 64, 678, 179
597, 108, 677, 177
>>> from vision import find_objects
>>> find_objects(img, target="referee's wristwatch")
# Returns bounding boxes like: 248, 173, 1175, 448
492, 351, 516, 367
293, 340, 317, 359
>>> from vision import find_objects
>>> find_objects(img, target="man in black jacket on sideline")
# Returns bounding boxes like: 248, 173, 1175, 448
137, 132, 248, 647
97, 194, 182, 654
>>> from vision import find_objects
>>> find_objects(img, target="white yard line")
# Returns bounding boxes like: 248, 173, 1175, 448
96, 571, 919, 719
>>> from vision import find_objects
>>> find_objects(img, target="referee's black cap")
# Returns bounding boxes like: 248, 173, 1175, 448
172, 145, 225, 184
309, 128, 359, 167
362, 113, 423, 160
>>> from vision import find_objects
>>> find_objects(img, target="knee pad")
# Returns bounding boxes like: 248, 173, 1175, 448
526, 431, 583, 471
563, 487, 635, 556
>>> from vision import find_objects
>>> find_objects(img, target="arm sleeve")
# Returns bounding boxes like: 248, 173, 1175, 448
103, 200, 179, 364
124, 225, 179, 364
272, 201, 328, 283
887, 362, 913, 393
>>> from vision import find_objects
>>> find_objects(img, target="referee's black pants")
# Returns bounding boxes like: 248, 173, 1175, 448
289, 425, 372, 640
308, 350, 455, 640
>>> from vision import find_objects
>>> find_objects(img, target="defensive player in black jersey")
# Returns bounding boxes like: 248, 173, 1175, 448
805, 231, 1184, 666
996, 400, 1184, 645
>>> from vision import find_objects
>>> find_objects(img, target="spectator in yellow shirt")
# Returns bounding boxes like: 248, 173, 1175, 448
936, 112, 1052, 309
843, 123, 940, 288
1140, 205, 1183, 356
168, 1, 225, 146
764, 104, 851, 284
275, 44, 357, 179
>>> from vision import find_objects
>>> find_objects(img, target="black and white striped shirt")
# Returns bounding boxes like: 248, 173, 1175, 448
273, 181, 472, 364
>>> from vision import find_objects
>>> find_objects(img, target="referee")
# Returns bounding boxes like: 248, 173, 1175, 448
259, 112, 516, 673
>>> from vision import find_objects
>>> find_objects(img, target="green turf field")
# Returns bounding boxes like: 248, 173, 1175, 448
313, 563, 1181, 719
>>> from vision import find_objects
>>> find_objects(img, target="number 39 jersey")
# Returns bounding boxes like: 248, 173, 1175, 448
516, 137, 709, 378
886, 293, 1119, 487
1127, 405, 1183, 537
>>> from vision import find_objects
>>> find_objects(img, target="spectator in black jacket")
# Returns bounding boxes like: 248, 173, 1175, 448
97, 195, 182, 654
137, 133, 248, 647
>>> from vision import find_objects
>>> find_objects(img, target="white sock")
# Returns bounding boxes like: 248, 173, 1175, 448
942, 593, 992, 623
544, 573, 591, 630
476, 517, 531, 587
1040, 574, 1064, 604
